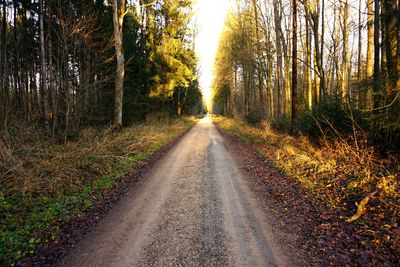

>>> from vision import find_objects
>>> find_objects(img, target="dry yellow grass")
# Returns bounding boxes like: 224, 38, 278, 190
214, 116, 399, 219
0, 117, 195, 199
214, 116, 400, 259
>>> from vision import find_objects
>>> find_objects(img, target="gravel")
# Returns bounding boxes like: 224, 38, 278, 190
58, 116, 288, 267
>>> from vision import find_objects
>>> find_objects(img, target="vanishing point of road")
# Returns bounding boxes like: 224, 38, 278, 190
60, 116, 288, 267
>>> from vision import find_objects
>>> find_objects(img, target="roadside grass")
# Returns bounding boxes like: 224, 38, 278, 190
0, 117, 196, 266
213, 116, 399, 257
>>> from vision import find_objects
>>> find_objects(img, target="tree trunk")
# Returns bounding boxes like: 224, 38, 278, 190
356, 0, 362, 107
305, 1, 312, 110
341, 0, 350, 102
273, 0, 283, 116
253, 0, 264, 112
366, 0, 374, 78
268, 59, 275, 118
0, 0, 5, 128
320, 0, 326, 98
383, 0, 399, 122
366, 0, 374, 108
383, 0, 399, 90
291, 0, 297, 127
112, 0, 125, 127
39, 0, 51, 133
307, 0, 323, 103
373, 0, 380, 109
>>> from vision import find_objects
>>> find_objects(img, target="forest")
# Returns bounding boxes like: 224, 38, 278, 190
212, 0, 399, 263
0, 0, 202, 136
212, 0, 400, 150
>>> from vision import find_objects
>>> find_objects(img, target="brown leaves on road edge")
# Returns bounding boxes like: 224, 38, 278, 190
215, 123, 399, 266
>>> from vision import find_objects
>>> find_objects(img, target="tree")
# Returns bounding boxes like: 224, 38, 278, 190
291, 0, 297, 126
365, 0, 374, 107
373, 0, 380, 109
252, 0, 265, 112
273, 0, 284, 116
39, 0, 51, 133
340, 0, 350, 102
304, 0, 313, 110
305, 0, 323, 103
366, 0, 374, 79
112, 0, 126, 127
383, 0, 399, 91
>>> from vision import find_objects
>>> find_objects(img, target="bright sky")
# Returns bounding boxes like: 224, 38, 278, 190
193, 0, 232, 109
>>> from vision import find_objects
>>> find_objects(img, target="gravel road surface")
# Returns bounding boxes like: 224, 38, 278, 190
59, 116, 288, 267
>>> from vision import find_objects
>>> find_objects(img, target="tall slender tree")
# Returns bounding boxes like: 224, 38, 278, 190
39, 0, 51, 133
291, 0, 297, 126
112, 0, 126, 127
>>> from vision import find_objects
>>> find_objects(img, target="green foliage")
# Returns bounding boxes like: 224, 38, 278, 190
245, 109, 263, 125
121, 0, 201, 121
297, 97, 367, 138
296, 97, 400, 151
367, 114, 400, 151
270, 117, 292, 133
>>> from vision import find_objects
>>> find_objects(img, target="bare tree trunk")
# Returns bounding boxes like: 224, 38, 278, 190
306, 0, 323, 103
48, 34, 58, 135
305, 1, 313, 110
291, 0, 297, 126
320, 0, 326, 98
373, 0, 380, 109
273, 0, 283, 116
341, 0, 350, 102
268, 59, 275, 118
366, 0, 374, 78
383, 0, 399, 122
314, 49, 320, 102
253, 0, 264, 112
112, 0, 126, 127
366, 0, 374, 108
0, 0, 5, 128
383, 0, 399, 90
39, 0, 51, 133
381, 3, 387, 76
356, 0, 362, 107
284, 45, 291, 117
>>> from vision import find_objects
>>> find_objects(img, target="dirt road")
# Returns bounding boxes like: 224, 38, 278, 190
60, 116, 288, 266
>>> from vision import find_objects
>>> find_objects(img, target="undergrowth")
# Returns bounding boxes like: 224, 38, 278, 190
0, 117, 196, 266
214, 116, 400, 260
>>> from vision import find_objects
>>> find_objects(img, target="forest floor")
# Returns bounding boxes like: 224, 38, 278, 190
0, 117, 196, 266
214, 116, 399, 265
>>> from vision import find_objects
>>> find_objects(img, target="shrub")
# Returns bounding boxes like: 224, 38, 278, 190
245, 109, 263, 125
297, 97, 367, 138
